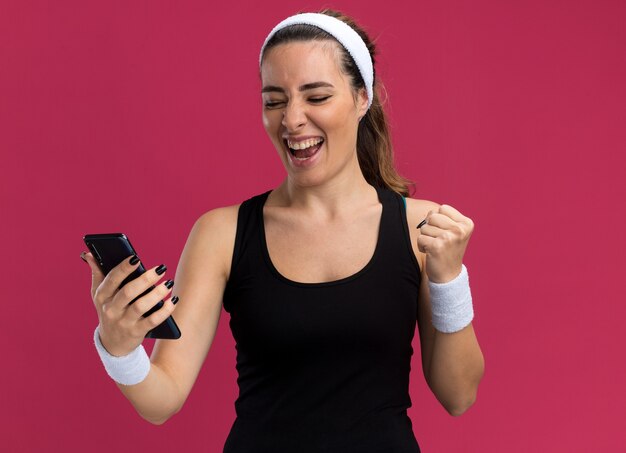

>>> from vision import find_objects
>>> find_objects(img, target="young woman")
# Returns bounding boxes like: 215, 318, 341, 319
82, 9, 484, 452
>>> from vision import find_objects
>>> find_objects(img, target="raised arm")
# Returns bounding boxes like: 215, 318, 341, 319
405, 198, 485, 416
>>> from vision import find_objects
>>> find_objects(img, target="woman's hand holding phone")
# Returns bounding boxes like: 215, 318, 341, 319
82, 253, 178, 356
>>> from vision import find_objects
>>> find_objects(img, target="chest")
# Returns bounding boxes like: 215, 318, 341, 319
262, 204, 383, 284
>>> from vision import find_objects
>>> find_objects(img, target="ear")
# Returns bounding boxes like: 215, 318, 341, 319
356, 87, 368, 120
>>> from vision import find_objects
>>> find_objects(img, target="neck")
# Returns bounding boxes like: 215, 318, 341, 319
272, 161, 377, 221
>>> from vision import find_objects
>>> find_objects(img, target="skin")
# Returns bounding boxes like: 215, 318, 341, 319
82, 39, 484, 424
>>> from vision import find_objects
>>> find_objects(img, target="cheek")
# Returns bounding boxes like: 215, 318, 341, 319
265, 108, 286, 124
262, 112, 283, 144
316, 111, 352, 143
319, 101, 355, 128
262, 113, 285, 150
262, 111, 273, 131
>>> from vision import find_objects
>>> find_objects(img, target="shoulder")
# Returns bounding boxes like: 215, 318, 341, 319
186, 203, 242, 280
194, 203, 241, 232
191, 204, 241, 251
404, 197, 440, 219
194, 190, 268, 230
403, 197, 441, 271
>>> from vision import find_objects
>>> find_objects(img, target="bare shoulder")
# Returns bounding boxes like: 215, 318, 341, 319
191, 203, 241, 280
195, 203, 241, 228
404, 197, 441, 271
404, 197, 440, 218
194, 203, 240, 233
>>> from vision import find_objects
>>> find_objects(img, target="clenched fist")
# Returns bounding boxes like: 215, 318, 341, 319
417, 204, 475, 284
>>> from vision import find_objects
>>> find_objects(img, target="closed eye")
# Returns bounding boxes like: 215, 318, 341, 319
264, 101, 285, 108
264, 96, 331, 109
309, 96, 331, 103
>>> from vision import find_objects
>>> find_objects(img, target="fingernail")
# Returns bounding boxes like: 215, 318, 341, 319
416, 218, 428, 229
164, 279, 174, 289
80, 251, 87, 262
171, 296, 179, 305
129, 255, 140, 265
155, 264, 167, 275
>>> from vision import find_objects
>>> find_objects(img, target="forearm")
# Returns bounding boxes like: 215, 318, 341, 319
426, 323, 484, 416
115, 362, 183, 425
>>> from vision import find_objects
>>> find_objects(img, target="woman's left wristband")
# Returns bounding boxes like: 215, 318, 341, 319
428, 263, 475, 333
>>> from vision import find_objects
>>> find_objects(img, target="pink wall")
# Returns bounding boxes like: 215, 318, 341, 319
2, 0, 624, 451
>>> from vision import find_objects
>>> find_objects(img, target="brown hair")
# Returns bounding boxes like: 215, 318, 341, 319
260, 8, 417, 198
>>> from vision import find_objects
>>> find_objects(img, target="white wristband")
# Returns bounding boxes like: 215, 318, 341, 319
93, 325, 150, 386
428, 264, 474, 333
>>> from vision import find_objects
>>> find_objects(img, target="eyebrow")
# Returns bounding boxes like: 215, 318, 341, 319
261, 81, 335, 93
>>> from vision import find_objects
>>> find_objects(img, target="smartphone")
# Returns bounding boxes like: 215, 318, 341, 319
83, 233, 181, 339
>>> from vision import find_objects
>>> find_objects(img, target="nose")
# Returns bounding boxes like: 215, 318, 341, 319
281, 99, 307, 131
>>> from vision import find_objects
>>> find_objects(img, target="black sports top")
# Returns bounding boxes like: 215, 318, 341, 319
222, 185, 422, 453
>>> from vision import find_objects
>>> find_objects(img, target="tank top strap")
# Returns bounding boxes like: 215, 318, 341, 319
232, 190, 270, 271
223, 189, 271, 313
375, 186, 422, 282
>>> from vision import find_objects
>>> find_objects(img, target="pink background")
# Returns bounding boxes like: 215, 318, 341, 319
2, 0, 625, 451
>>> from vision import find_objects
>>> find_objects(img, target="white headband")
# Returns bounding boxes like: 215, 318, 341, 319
259, 12, 374, 110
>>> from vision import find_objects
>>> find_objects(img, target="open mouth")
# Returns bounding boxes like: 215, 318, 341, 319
284, 138, 325, 160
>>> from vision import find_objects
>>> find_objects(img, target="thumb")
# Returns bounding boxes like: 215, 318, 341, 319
80, 251, 105, 296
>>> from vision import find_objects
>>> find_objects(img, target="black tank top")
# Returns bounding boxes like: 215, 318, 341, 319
222, 185, 422, 453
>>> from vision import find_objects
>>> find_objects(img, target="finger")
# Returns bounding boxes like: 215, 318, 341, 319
419, 223, 446, 239
425, 212, 457, 230
137, 295, 178, 333
125, 279, 174, 322
110, 264, 167, 313
439, 204, 466, 223
95, 255, 142, 305
81, 252, 106, 301
417, 234, 437, 254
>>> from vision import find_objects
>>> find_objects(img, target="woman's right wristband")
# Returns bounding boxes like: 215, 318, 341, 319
93, 325, 150, 386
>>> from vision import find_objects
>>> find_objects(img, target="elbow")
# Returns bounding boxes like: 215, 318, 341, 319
444, 393, 477, 417
442, 371, 483, 417
432, 374, 482, 417
144, 415, 169, 426
141, 410, 177, 426
428, 383, 479, 417
446, 358, 485, 417
138, 403, 183, 426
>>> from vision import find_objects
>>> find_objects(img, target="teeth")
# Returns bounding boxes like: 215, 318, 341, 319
287, 137, 323, 150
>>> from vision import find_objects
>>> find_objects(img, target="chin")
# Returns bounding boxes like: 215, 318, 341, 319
293, 165, 336, 186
